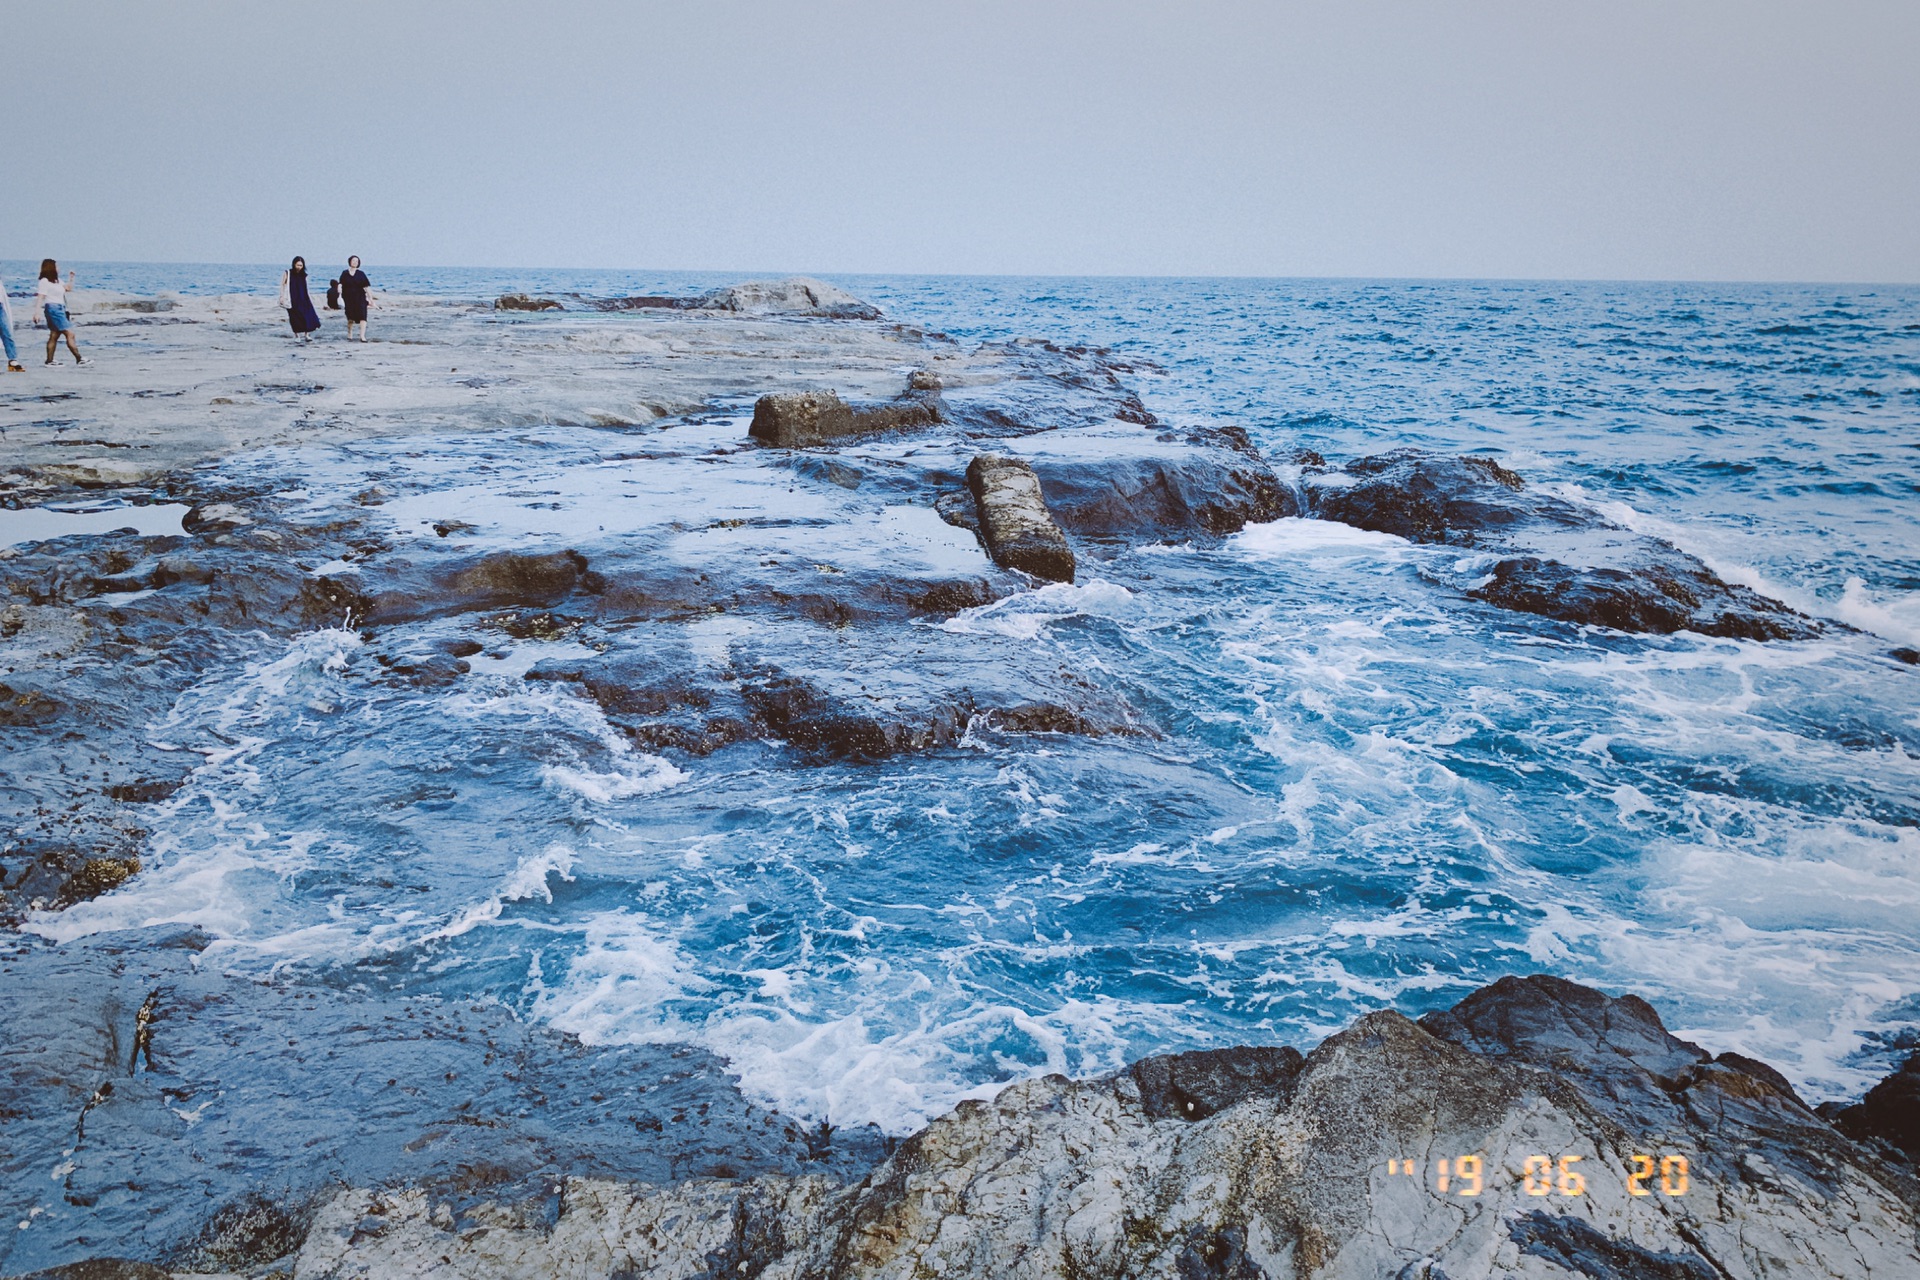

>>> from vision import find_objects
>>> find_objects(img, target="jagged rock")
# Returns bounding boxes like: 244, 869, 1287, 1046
180, 502, 251, 534
1025, 446, 1297, 540
966, 455, 1075, 583
288, 976, 1920, 1279
1468, 555, 1821, 641
1311, 449, 1825, 639
697, 277, 883, 320
1832, 1050, 1920, 1162
748, 389, 941, 449
495, 294, 563, 311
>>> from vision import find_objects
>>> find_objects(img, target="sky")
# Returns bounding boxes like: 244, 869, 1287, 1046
12, 1, 1919, 281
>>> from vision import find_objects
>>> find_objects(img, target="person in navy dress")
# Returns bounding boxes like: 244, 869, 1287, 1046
280, 257, 321, 342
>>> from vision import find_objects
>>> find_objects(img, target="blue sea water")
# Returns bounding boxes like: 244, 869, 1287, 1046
21, 264, 1920, 1130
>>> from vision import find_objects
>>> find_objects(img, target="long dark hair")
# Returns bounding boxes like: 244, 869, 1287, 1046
290, 256, 306, 275
40, 259, 58, 282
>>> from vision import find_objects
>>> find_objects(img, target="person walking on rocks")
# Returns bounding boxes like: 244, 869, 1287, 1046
36, 260, 83, 365
338, 255, 373, 342
0, 272, 23, 372
280, 256, 322, 342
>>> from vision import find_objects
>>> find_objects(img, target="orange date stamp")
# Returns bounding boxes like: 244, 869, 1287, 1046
1384, 1154, 1691, 1197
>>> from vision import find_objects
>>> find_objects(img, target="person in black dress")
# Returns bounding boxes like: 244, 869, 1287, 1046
280, 257, 321, 342
339, 256, 372, 342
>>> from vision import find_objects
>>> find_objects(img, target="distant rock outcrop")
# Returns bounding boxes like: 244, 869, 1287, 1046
696, 277, 882, 320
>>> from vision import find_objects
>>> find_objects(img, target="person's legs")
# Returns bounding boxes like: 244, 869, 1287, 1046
46, 327, 57, 364
0, 306, 19, 367
63, 329, 82, 361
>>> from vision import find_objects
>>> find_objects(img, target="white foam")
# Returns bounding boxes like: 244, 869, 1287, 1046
939, 579, 1137, 640
425, 844, 578, 942
1231, 516, 1411, 557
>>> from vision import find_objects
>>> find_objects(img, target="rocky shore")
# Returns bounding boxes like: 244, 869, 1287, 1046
3, 280, 1912, 1277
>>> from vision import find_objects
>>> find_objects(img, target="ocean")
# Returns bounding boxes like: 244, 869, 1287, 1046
16, 264, 1920, 1132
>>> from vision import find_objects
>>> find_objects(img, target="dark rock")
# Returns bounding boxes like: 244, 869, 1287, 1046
966, 455, 1075, 583
105, 778, 184, 805
363, 550, 590, 625
1469, 555, 1823, 641
13, 1261, 174, 1280
1892, 647, 1920, 666
1313, 449, 1824, 640
54, 855, 141, 907
748, 389, 941, 449
1314, 450, 1576, 547
1129, 1045, 1305, 1120
1419, 973, 1712, 1085
175, 1189, 314, 1272
495, 294, 562, 311
1174, 1224, 1267, 1279
179, 502, 251, 534
1028, 450, 1296, 540
1509, 1211, 1719, 1280
742, 675, 969, 762
1833, 1051, 1920, 1161
0, 683, 63, 727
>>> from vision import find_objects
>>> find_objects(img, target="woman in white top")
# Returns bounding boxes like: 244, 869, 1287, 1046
36, 259, 83, 365
0, 272, 22, 372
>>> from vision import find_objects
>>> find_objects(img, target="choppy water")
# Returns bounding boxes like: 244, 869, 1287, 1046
24, 267, 1920, 1130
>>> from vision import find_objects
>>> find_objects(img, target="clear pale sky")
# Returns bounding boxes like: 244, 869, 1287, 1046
14, 1, 1919, 281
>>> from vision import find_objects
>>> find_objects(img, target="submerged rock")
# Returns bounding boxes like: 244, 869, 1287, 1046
966, 455, 1076, 583
288, 975, 1920, 1279
494, 293, 563, 311
1312, 449, 1825, 640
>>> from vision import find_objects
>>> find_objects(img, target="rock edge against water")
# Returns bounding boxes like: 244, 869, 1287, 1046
15, 974, 1912, 1280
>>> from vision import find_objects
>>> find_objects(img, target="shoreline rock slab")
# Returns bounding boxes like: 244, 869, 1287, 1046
966, 455, 1076, 583
283, 975, 1920, 1279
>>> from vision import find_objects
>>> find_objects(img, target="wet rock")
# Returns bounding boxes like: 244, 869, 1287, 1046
1831, 1050, 1920, 1163
104, 779, 184, 805
1312, 449, 1825, 639
364, 550, 592, 625
180, 502, 251, 534
748, 389, 941, 449
291, 976, 1920, 1279
0, 932, 887, 1275
0, 682, 64, 727
175, 1189, 315, 1273
966, 455, 1075, 583
495, 294, 563, 312
13, 1261, 173, 1280
53, 855, 141, 908
742, 675, 971, 762
1128, 1045, 1305, 1121
1469, 554, 1823, 641
1027, 447, 1296, 540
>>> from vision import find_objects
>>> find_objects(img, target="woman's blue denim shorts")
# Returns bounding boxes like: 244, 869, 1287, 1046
44, 303, 72, 333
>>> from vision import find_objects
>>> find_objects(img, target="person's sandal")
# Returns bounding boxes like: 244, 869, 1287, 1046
5, 362, 23, 373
